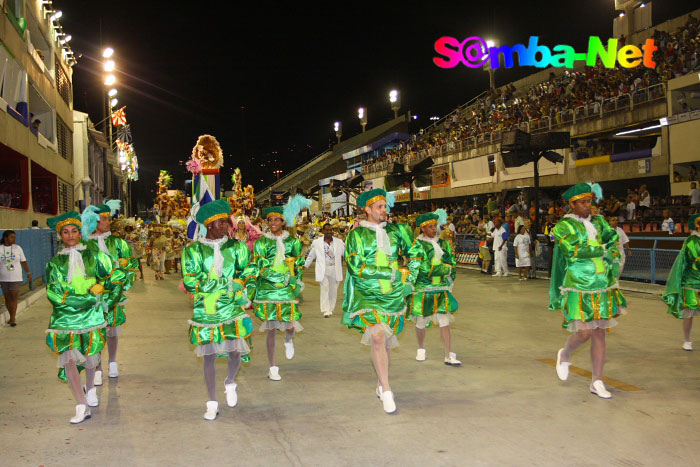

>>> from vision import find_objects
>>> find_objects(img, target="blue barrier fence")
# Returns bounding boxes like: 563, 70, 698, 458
455, 234, 684, 285
0, 228, 58, 296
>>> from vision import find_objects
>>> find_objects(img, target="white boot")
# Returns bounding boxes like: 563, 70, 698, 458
70, 404, 91, 424
444, 352, 462, 366
84, 386, 99, 407
203, 401, 219, 421
268, 366, 281, 381
108, 362, 119, 378
224, 383, 238, 408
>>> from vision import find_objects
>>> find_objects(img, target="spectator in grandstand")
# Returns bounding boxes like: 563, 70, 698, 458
513, 225, 531, 281
514, 210, 526, 235
625, 195, 636, 221
662, 209, 676, 234
608, 217, 631, 276
486, 195, 497, 215
690, 164, 698, 182
638, 185, 651, 220
690, 182, 700, 213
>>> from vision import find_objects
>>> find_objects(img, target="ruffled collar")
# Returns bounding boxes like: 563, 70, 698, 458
58, 244, 87, 283
89, 231, 111, 240
199, 236, 228, 247
417, 234, 444, 262
359, 220, 387, 230
58, 243, 87, 255
264, 230, 289, 241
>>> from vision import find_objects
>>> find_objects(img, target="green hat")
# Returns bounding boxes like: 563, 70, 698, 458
357, 188, 387, 208
416, 212, 438, 228
264, 206, 285, 220
690, 214, 700, 231
47, 211, 82, 234
562, 182, 603, 203
195, 199, 231, 226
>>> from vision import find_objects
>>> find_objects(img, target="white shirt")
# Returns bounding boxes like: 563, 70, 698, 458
615, 226, 630, 259
639, 192, 650, 208
513, 234, 530, 257
0, 244, 26, 282
690, 188, 700, 205
491, 226, 507, 250
626, 202, 635, 220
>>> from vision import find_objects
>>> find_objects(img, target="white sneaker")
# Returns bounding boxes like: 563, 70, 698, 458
376, 384, 383, 399
284, 341, 295, 360
203, 401, 219, 421
683, 341, 693, 351
70, 404, 91, 424
416, 348, 426, 361
444, 352, 462, 366
590, 380, 612, 399
108, 362, 119, 378
492, 273, 502, 277
556, 348, 571, 381
323, 311, 332, 318
84, 386, 99, 407
268, 366, 281, 381
94, 370, 103, 386
380, 390, 397, 414
224, 383, 238, 408
502, 272, 509, 277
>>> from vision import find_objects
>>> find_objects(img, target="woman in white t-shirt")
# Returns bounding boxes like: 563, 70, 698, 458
513, 225, 531, 281
0, 230, 32, 327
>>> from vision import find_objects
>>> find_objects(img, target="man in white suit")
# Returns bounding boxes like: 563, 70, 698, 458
305, 223, 345, 317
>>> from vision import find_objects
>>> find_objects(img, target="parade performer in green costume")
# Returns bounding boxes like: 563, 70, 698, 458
549, 182, 626, 399
182, 199, 254, 420
663, 214, 700, 351
249, 195, 310, 382
85, 200, 138, 383
408, 209, 461, 366
45, 210, 125, 423
341, 188, 423, 413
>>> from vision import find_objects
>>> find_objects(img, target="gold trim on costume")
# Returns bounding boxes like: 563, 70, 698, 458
266, 212, 284, 219
99, 212, 111, 218
364, 195, 385, 207
568, 192, 593, 203
204, 213, 229, 225
419, 219, 438, 228
56, 218, 81, 233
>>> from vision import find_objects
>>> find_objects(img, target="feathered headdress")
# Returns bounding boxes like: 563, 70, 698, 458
385, 191, 396, 213
435, 208, 448, 228
283, 194, 312, 226
589, 182, 603, 202
80, 206, 100, 238
105, 199, 122, 216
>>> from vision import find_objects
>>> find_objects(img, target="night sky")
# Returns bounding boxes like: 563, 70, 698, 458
57, 0, 698, 211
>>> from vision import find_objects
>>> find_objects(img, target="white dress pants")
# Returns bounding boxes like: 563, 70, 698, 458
494, 248, 509, 275
320, 267, 339, 314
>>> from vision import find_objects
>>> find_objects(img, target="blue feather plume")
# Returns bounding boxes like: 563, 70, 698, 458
105, 199, 122, 216
589, 182, 603, 201
80, 206, 100, 238
435, 208, 448, 228
283, 194, 312, 225
385, 191, 396, 213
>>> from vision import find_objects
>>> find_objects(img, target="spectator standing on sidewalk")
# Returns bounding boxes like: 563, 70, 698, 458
0, 230, 32, 327
609, 217, 631, 277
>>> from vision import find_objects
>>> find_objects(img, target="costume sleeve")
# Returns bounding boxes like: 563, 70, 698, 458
397, 223, 424, 285
95, 250, 125, 310
553, 221, 604, 261
441, 239, 458, 281
345, 230, 394, 281
242, 240, 260, 301
45, 260, 98, 309
597, 217, 620, 264
293, 239, 305, 281
304, 244, 317, 268
663, 237, 690, 318
117, 238, 138, 290
181, 245, 228, 295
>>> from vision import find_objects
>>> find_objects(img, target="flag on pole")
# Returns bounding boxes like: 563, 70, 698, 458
186, 173, 215, 239
111, 106, 127, 127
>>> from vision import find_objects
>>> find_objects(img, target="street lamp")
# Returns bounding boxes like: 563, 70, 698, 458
273, 169, 283, 181
108, 88, 118, 97
483, 39, 496, 90
389, 89, 400, 119
358, 107, 367, 132
334, 121, 342, 143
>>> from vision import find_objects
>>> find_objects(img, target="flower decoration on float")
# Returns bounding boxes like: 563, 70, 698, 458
189, 134, 223, 170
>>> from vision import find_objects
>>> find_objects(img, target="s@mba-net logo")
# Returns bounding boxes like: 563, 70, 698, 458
433, 36, 657, 70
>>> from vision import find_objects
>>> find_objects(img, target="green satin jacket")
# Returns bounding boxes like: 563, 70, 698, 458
663, 234, 700, 318
247, 233, 305, 304
45, 246, 125, 332
342, 222, 423, 322
181, 238, 253, 325
87, 233, 138, 291
413, 237, 457, 292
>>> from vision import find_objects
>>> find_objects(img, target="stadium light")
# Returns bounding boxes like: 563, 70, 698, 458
110, 98, 118, 107
104, 60, 115, 72
102, 47, 114, 58
484, 39, 497, 90
108, 88, 118, 97
334, 121, 342, 143
104, 74, 116, 86
358, 107, 367, 132
60, 34, 71, 44
49, 10, 62, 21
389, 90, 400, 118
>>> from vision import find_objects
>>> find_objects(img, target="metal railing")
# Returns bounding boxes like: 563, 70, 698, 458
454, 233, 684, 285
362, 82, 666, 174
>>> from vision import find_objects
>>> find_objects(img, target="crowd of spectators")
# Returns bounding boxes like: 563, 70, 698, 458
362, 14, 700, 174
